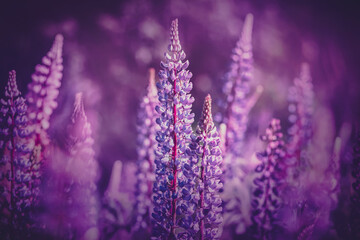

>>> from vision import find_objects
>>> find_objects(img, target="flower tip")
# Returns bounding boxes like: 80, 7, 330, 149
172, 18, 179, 26
300, 62, 310, 75
149, 68, 156, 85
113, 160, 123, 170
8, 70, 17, 85
245, 13, 254, 23
200, 94, 213, 128
299, 62, 311, 83
149, 68, 155, 79
256, 85, 264, 94
72, 92, 86, 121
6, 70, 20, 96
242, 13, 254, 44
171, 18, 179, 32
9, 70, 16, 78
205, 94, 212, 103
204, 94, 212, 113
55, 33, 64, 43
301, 62, 310, 71
219, 123, 226, 132
270, 118, 281, 129
75, 92, 83, 107
148, 68, 157, 96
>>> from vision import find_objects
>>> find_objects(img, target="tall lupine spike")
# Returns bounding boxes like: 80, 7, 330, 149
221, 14, 257, 237
0, 70, 33, 239
251, 119, 286, 240
350, 130, 360, 239
187, 95, 223, 239
25, 35, 64, 210
133, 69, 159, 234
222, 13, 255, 157
287, 63, 314, 171
64, 92, 99, 239
152, 18, 195, 239
27, 34, 64, 147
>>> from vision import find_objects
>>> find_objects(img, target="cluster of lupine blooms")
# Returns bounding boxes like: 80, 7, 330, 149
0, 14, 359, 240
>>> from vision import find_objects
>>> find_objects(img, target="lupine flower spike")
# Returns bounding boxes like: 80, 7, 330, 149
0, 71, 33, 238
133, 68, 159, 234
25, 34, 64, 208
66, 92, 99, 239
27, 34, 64, 148
152, 18, 195, 239
287, 63, 314, 173
222, 13, 255, 157
189, 95, 223, 239
42, 93, 98, 239
221, 14, 257, 236
252, 119, 286, 240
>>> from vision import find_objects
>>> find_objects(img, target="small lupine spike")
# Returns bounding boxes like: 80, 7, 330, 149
61, 92, 99, 239
251, 119, 286, 239
133, 69, 159, 234
198, 95, 213, 131
221, 14, 257, 237
287, 63, 314, 170
24, 35, 64, 212
72, 92, 85, 122
27, 34, 64, 147
152, 18, 195, 239
41, 93, 97, 238
194, 95, 224, 240
0, 70, 33, 239
222, 13, 254, 157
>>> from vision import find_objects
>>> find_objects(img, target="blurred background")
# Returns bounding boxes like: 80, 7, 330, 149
0, 0, 359, 194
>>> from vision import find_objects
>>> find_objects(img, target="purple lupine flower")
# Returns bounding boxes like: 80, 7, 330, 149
0, 70, 33, 239
24, 34, 64, 209
287, 63, 314, 171
66, 92, 99, 239
188, 95, 223, 240
152, 18, 195, 239
350, 130, 360, 239
133, 68, 159, 234
220, 14, 261, 237
222, 13, 255, 157
27, 34, 64, 148
43, 93, 99, 240
251, 119, 286, 240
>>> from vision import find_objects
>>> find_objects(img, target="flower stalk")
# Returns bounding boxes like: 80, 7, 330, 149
152, 18, 195, 239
